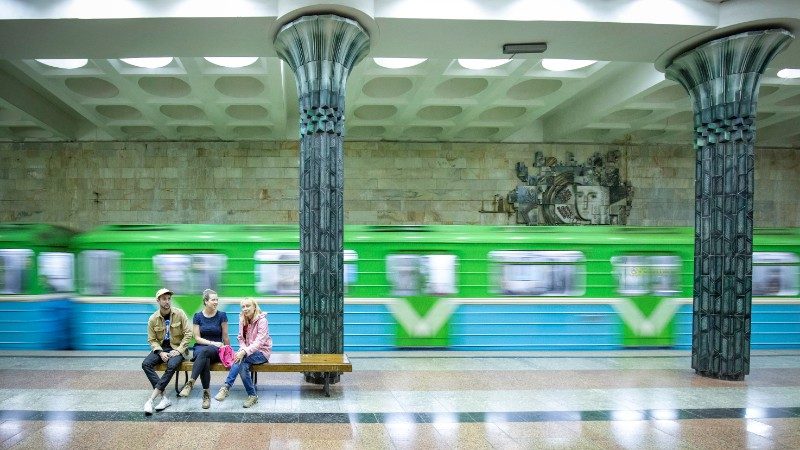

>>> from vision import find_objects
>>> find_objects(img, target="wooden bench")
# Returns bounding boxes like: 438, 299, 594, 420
155, 353, 351, 397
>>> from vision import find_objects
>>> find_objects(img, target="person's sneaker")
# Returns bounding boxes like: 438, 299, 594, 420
242, 395, 258, 408
143, 398, 154, 415
154, 395, 172, 411
215, 386, 229, 401
178, 379, 194, 397
202, 391, 211, 409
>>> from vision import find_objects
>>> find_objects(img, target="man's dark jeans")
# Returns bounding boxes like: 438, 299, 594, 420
142, 349, 184, 392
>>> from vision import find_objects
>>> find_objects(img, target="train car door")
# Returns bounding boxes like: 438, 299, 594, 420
386, 253, 457, 348
611, 254, 681, 347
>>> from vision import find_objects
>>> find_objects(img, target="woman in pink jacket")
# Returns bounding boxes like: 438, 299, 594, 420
214, 298, 272, 408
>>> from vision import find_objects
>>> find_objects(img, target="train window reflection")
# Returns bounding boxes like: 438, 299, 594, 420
79, 250, 120, 295
490, 251, 585, 296
386, 254, 457, 297
611, 255, 680, 296
153, 254, 226, 295
38, 252, 74, 292
753, 252, 799, 296
255, 250, 357, 295
344, 250, 358, 287
0, 249, 33, 294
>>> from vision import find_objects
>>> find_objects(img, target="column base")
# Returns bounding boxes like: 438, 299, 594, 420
695, 369, 745, 381
305, 372, 341, 385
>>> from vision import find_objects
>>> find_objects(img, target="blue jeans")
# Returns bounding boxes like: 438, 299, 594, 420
224, 351, 268, 396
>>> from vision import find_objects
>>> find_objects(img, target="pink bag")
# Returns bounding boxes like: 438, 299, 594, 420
218, 345, 235, 368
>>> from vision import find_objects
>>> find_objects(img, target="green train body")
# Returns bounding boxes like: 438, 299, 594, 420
61, 224, 799, 352
0, 223, 797, 351
0, 224, 75, 349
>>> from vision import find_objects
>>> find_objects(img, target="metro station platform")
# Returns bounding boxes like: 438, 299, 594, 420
1, 350, 799, 449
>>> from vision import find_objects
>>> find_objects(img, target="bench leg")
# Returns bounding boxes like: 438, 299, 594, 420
251, 370, 258, 389
175, 371, 188, 395
323, 373, 330, 397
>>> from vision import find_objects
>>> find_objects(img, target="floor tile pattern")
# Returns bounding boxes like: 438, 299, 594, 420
1, 350, 799, 449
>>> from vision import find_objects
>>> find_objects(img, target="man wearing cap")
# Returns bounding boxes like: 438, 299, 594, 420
141, 288, 192, 415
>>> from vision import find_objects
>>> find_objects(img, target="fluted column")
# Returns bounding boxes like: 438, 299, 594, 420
665, 29, 793, 380
274, 15, 369, 380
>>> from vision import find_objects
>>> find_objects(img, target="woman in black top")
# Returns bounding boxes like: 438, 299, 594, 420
178, 289, 229, 409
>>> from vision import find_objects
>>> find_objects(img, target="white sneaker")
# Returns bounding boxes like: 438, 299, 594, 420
155, 396, 172, 411
143, 398, 154, 415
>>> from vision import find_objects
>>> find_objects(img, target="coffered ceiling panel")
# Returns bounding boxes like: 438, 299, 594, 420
0, 0, 798, 147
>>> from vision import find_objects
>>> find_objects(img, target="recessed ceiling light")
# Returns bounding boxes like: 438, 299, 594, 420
204, 57, 259, 68
542, 59, 596, 72
777, 68, 800, 79
373, 58, 427, 69
458, 59, 511, 70
120, 57, 173, 68
36, 59, 88, 69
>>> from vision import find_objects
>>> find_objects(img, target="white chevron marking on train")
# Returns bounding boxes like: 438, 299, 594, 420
611, 298, 680, 336
387, 298, 457, 337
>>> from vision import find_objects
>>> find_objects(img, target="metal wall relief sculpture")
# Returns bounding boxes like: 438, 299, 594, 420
507, 150, 633, 226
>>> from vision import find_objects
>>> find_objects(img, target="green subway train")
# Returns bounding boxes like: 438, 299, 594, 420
1, 224, 798, 351
0, 224, 75, 349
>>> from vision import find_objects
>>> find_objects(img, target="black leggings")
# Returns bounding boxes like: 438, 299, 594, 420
191, 345, 221, 389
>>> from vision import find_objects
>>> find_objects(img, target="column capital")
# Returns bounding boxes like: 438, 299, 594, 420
274, 14, 370, 136
665, 29, 793, 117
274, 14, 370, 73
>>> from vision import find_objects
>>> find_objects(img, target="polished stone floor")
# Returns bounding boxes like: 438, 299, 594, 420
1, 350, 799, 449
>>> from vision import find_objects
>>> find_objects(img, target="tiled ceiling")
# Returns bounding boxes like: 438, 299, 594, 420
0, 0, 799, 147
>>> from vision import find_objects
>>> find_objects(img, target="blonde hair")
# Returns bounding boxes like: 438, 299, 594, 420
240, 297, 263, 327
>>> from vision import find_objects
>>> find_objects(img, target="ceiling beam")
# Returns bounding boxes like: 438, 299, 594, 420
0, 62, 80, 139
541, 63, 666, 141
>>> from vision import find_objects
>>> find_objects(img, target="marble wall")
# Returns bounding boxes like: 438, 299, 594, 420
1, 140, 797, 231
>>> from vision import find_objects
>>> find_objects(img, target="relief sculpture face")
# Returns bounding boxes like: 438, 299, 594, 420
575, 186, 609, 223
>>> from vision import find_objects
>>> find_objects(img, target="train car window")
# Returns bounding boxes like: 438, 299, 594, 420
255, 250, 299, 295
38, 252, 74, 292
489, 251, 585, 296
79, 250, 121, 295
0, 249, 33, 294
344, 250, 358, 286
386, 254, 457, 297
753, 252, 799, 296
255, 250, 358, 295
611, 255, 680, 296
153, 254, 227, 294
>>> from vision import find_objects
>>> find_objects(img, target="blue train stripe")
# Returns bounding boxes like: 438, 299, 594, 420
9, 296, 795, 351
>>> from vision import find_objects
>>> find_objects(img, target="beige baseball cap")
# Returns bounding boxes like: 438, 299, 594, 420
155, 288, 174, 299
